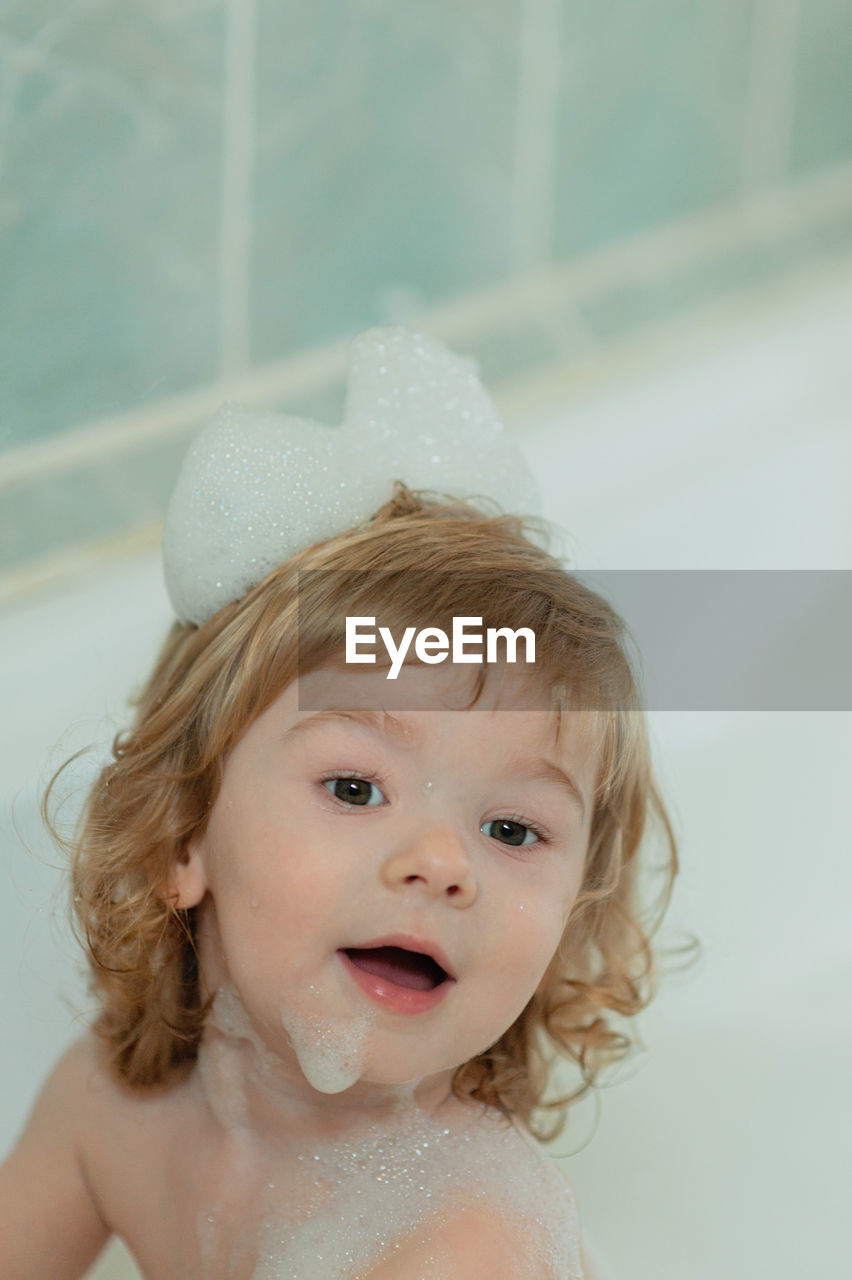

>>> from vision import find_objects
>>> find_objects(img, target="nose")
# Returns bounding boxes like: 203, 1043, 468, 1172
380, 821, 477, 906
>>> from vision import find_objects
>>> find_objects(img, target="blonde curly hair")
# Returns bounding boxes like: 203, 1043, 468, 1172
47, 483, 683, 1143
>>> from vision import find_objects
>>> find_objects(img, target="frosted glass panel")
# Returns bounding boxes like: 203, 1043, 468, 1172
252, 2, 523, 359
553, 0, 754, 256
1, 0, 852, 582
1, 2, 225, 447
792, 0, 852, 175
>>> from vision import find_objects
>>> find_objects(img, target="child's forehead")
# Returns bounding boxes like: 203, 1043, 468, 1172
299, 660, 547, 715
288, 662, 600, 760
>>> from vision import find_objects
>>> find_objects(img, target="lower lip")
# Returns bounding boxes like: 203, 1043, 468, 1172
337, 950, 455, 1015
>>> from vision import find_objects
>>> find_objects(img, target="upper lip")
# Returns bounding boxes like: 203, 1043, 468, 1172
341, 933, 457, 982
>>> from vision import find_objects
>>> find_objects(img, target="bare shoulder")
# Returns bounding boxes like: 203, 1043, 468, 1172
5, 1033, 111, 1156
17, 1033, 146, 1157
364, 1201, 554, 1279
0, 1034, 115, 1278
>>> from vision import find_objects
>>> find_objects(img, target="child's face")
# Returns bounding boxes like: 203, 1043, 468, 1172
175, 662, 595, 1096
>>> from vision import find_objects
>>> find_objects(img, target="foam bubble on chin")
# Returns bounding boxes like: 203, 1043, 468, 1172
281, 985, 379, 1094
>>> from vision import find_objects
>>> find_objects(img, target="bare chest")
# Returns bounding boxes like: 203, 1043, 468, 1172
87, 1090, 581, 1279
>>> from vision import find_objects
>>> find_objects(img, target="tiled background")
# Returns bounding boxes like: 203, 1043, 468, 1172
1, 0, 851, 574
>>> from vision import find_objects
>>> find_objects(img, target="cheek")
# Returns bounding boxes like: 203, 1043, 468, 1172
459, 908, 564, 1049
490, 895, 567, 988
206, 812, 343, 943
208, 802, 293, 882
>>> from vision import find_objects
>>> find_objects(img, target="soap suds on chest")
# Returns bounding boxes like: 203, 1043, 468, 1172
250, 1105, 583, 1280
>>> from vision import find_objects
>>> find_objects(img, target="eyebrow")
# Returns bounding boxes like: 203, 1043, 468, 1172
285, 709, 586, 819
284, 707, 423, 749
507, 756, 587, 821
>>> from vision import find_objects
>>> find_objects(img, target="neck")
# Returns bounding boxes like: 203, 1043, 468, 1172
189, 890, 466, 1147
194, 981, 460, 1148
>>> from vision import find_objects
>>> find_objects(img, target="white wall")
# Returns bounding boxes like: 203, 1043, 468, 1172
520, 276, 852, 1280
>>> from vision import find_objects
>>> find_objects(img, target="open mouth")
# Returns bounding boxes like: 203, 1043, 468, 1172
342, 945, 449, 991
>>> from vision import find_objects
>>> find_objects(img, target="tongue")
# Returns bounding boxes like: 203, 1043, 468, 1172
345, 946, 440, 991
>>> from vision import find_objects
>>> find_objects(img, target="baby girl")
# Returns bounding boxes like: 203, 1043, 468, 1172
0, 329, 676, 1278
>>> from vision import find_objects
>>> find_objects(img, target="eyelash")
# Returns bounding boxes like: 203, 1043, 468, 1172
495, 814, 551, 847
319, 768, 388, 797
318, 771, 552, 849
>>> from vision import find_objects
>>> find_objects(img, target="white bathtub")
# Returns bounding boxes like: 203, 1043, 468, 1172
2, 272, 850, 1279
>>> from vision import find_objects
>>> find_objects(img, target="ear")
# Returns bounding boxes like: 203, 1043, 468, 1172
168, 833, 209, 909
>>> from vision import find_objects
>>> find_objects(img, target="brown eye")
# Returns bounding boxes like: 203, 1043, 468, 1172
482, 819, 538, 847
324, 778, 384, 807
